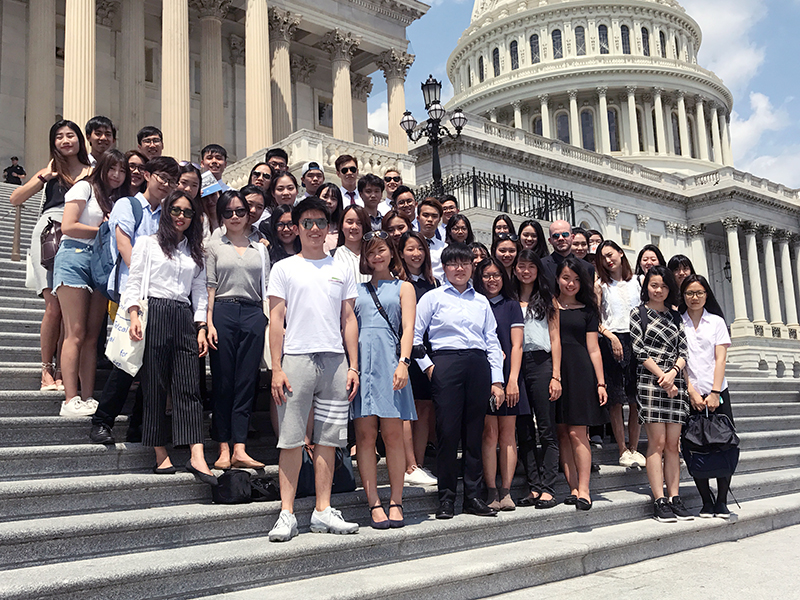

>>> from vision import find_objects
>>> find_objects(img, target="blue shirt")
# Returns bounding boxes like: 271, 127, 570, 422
106, 192, 161, 297
413, 280, 505, 383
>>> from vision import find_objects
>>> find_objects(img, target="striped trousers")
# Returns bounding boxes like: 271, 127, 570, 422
141, 298, 204, 447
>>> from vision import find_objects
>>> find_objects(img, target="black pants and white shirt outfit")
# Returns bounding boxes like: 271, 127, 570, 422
122, 235, 208, 447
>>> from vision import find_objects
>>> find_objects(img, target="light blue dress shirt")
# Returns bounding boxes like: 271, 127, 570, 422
413, 280, 505, 383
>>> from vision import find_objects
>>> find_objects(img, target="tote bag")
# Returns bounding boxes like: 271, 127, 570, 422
257, 243, 271, 370
105, 248, 152, 376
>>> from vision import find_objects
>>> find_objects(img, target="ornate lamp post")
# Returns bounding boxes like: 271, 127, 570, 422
400, 75, 467, 195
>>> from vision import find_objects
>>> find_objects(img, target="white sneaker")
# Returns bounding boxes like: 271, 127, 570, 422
309, 506, 359, 535
84, 397, 99, 410
618, 449, 636, 468
59, 397, 96, 417
404, 464, 438, 486
268, 510, 298, 542
629, 450, 647, 468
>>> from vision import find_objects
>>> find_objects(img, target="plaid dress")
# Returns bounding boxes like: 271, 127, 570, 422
630, 306, 689, 424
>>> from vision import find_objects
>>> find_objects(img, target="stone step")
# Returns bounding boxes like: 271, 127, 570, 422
0, 297, 44, 310
0, 346, 51, 363
727, 377, 800, 393
0, 306, 43, 321
0, 473, 797, 599
733, 402, 800, 417
0, 364, 116, 391
0, 390, 67, 416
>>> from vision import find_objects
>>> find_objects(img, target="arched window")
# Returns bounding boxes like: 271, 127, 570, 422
671, 112, 682, 155
492, 47, 501, 77
608, 108, 621, 152
687, 117, 697, 158
530, 34, 540, 63
552, 29, 563, 59
598, 25, 610, 54
580, 109, 595, 151
556, 112, 570, 143
510, 41, 519, 70
575, 26, 586, 56
642, 27, 650, 56
533, 116, 543, 136
478, 56, 485, 82
621, 25, 631, 54
636, 108, 645, 152
659, 31, 667, 58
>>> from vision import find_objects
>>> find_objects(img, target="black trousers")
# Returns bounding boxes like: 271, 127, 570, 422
430, 349, 491, 505
92, 366, 143, 430
209, 301, 266, 444
517, 351, 559, 496
141, 298, 204, 447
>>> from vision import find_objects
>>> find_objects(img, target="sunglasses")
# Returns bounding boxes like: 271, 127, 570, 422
339, 166, 358, 175
300, 217, 328, 230
384, 176, 401, 183
551, 232, 571, 239
496, 233, 519, 242
362, 230, 389, 242
222, 207, 248, 219
252, 171, 271, 180
169, 206, 196, 219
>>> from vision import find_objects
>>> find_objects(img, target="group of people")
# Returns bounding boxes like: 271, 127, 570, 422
10, 116, 734, 544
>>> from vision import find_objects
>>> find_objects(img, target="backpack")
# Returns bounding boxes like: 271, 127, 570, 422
91, 197, 143, 302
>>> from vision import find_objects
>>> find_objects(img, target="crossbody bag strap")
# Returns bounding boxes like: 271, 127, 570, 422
366, 282, 400, 342
256, 242, 268, 300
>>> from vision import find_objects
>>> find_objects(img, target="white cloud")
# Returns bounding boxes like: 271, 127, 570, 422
730, 92, 787, 161
368, 101, 389, 134
741, 150, 800, 188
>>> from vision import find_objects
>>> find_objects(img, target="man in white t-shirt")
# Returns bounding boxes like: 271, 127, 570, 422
266, 196, 361, 542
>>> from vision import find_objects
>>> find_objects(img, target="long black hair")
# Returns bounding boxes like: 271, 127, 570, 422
635, 244, 666, 276
398, 231, 435, 285
555, 256, 598, 314
640, 264, 679, 307
157, 190, 204, 268
473, 257, 512, 300
49, 119, 91, 186
514, 249, 554, 321
86, 149, 130, 215
317, 182, 344, 230
679, 274, 726, 320
667, 254, 696, 275
445, 213, 475, 245
491, 213, 516, 245
518, 219, 548, 258
269, 204, 301, 263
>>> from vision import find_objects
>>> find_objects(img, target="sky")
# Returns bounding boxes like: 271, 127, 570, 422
367, 0, 800, 188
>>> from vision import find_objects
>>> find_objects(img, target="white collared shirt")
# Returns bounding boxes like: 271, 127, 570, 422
682, 309, 730, 396
424, 234, 446, 283
339, 186, 363, 207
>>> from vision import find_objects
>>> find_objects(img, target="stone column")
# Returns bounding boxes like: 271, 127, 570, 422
743, 222, 768, 326
664, 96, 675, 155
351, 72, 372, 145
62, 0, 96, 127
321, 29, 361, 143
653, 87, 667, 156
228, 34, 246, 159
694, 96, 709, 161
161, 0, 191, 159
512, 101, 523, 130
642, 94, 655, 154
794, 240, 800, 328
720, 112, 734, 166
193, 0, 230, 147
291, 54, 317, 132
597, 87, 610, 154
268, 7, 300, 143
245, 0, 272, 153
676, 90, 690, 158
539, 94, 551, 138
777, 231, 799, 329
761, 226, 787, 335
709, 104, 723, 165
722, 217, 751, 334
119, 0, 145, 151
25, 0, 57, 170
687, 224, 709, 277
377, 48, 415, 154
626, 86, 639, 154
568, 90, 579, 145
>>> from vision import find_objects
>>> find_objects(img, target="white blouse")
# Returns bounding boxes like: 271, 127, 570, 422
600, 277, 641, 333
332, 244, 371, 284
682, 309, 731, 396
122, 235, 208, 322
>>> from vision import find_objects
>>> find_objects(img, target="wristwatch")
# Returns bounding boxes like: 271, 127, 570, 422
400, 357, 411, 366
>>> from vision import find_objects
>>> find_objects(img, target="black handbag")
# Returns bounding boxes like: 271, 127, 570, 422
681, 408, 740, 479
250, 475, 280, 502
211, 470, 253, 504
40, 218, 63, 270
366, 282, 426, 359
296, 445, 356, 498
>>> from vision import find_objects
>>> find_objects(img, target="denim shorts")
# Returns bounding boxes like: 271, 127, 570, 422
52, 239, 96, 293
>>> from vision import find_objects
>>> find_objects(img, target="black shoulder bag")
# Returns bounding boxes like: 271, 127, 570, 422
366, 282, 426, 359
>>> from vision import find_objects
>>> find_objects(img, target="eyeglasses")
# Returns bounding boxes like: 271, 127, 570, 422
275, 222, 295, 231
222, 207, 248, 219
252, 171, 271, 180
684, 290, 707, 299
551, 232, 571, 239
384, 176, 401, 183
169, 206, 196, 219
496, 233, 519, 242
129, 164, 144, 173
141, 136, 162, 146
300, 217, 328, 230
395, 198, 415, 207
339, 166, 358, 175
451, 226, 468, 233
444, 261, 472, 270
481, 272, 503, 280
153, 172, 177, 188
363, 230, 389, 242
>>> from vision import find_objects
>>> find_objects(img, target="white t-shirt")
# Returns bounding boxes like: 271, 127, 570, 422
682, 309, 731, 396
62, 180, 105, 242
267, 254, 357, 354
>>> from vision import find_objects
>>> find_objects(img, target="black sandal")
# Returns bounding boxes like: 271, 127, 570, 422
517, 492, 541, 507
388, 503, 404, 528
370, 505, 390, 530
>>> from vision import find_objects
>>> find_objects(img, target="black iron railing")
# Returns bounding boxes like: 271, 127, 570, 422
416, 167, 575, 223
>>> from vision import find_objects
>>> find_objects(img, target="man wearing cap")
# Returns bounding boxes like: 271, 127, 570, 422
3, 157, 26, 185
300, 161, 325, 199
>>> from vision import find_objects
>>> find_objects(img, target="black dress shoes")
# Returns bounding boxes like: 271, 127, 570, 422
89, 423, 115, 445
185, 461, 219, 486
435, 500, 455, 519
153, 464, 178, 474
463, 497, 498, 517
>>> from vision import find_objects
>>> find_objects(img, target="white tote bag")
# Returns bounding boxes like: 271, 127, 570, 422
257, 243, 272, 370
105, 249, 152, 376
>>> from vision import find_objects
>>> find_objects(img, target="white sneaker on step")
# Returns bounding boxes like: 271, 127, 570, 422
618, 449, 636, 468
310, 506, 359, 535
404, 464, 438, 486
59, 397, 96, 417
268, 510, 298, 542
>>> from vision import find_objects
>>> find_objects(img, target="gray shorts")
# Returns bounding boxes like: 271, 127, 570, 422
277, 352, 350, 449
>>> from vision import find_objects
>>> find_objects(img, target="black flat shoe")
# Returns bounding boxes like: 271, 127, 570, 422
517, 492, 540, 507
388, 503, 405, 528
564, 494, 577, 505
89, 423, 115, 445
153, 464, 177, 475
185, 460, 219, 486
535, 497, 558, 509
436, 500, 454, 519
576, 498, 592, 511
463, 497, 497, 517
370, 505, 390, 530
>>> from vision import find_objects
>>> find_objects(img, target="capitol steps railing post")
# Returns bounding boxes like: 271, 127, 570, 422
501, 175, 508, 213
11, 206, 21, 262
472, 167, 478, 209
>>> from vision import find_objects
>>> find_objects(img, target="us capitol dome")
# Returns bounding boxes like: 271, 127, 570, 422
446, 0, 733, 175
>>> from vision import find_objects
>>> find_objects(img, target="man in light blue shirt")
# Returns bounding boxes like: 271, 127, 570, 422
414, 243, 505, 519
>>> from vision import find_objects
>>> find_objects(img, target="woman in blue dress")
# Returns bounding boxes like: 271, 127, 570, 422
353, 231, 417, 529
